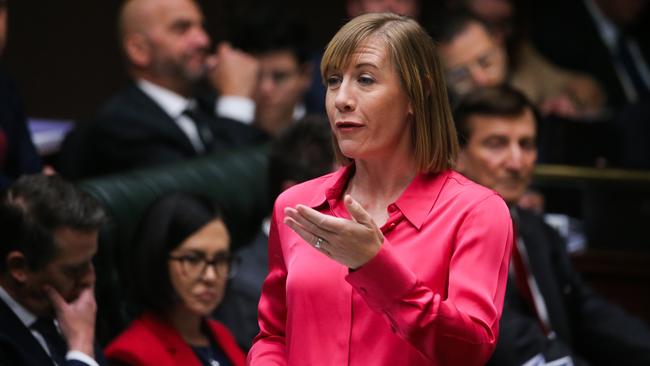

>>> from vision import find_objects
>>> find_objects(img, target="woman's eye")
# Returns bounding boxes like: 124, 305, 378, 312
358, 75, 374, 85
183, 255, 203, 265
326, 75, 341, 87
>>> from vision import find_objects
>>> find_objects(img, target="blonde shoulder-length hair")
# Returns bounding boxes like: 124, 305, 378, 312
321, 12, 458, 173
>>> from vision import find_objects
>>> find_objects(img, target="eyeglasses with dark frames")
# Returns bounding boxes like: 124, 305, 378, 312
168, 252, 240, 280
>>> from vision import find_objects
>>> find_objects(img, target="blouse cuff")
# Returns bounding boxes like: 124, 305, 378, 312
345, 242, 417, 309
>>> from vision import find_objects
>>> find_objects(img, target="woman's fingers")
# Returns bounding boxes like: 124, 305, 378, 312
290, 205, 343, 234
343, 195, 373, 227
284, 216, 320, 246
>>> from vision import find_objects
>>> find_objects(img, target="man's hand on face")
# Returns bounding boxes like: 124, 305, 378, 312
44, 286, 96, 358
206, 42, 260, 98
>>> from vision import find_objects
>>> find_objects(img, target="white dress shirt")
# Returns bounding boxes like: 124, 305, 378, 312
137, 80, 257, 152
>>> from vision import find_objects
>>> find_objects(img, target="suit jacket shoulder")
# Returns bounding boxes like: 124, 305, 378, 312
0, 298, 103, 366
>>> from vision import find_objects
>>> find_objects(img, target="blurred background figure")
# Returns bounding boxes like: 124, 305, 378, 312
230, 11, 313, 138
216, 115, 335, 350
531, 0, 650, 112
454, 86, 650, 366
105, 193, 245, 366
60, 0, 264, 179
0, 0, 42, 190
432, 10, 605, 120
531, 0, 650, 169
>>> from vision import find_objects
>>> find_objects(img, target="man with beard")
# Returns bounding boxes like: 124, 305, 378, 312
455, 86, 650, 366
72, 0, 264, 178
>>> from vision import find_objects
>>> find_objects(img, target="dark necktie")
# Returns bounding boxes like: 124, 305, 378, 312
183, 107, 215, 151
31, 317, 68, 366
616, 34, 650, 99
510, 224, 552, 337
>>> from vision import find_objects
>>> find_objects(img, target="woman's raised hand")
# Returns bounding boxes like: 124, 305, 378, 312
284, 195, 384, 269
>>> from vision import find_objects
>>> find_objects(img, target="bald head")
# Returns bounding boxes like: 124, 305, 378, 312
117, 0, 210, 95
119, 0, 180, 39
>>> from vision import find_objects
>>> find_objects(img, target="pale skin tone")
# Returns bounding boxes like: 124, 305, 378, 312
166, 219, 230, 346
456, 109, 538, 206
439, 21, 600, 119
253, 50, 311, 136
284, 37, 416, 269
1, 228, 99, 357
120, 0, 258, 97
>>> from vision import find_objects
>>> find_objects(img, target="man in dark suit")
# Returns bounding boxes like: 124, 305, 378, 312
0, 0, 42, 189
531, 0, 650, 112
454, 86, 650, 365
71, 0, 264, 178
0, 175, 107, 366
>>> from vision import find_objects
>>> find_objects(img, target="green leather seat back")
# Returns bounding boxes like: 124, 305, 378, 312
79, 145, 269, 345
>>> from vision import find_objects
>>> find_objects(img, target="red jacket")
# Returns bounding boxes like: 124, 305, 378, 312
105, 312, 245, 366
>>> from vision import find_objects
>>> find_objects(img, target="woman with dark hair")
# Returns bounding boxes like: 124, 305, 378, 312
104, 193, 245, 366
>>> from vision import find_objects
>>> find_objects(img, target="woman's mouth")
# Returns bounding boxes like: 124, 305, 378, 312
335, 121, 365, 132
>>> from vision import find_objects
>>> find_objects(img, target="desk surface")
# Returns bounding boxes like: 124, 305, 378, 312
535, 164, 650, 185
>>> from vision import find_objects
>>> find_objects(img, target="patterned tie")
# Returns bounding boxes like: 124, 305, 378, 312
183, 107, 215, 151
510, 223, 552, 337
31, 317, 68, 366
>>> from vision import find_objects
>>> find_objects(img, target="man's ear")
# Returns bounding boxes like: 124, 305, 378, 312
124, 33, 151, 68
6, 251, 29, 284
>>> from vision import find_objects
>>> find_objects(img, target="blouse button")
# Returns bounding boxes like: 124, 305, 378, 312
387, 204, 398, 213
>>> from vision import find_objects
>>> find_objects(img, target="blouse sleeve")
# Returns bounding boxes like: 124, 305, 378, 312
246, 208, 288, 365
345, 194, 513, 364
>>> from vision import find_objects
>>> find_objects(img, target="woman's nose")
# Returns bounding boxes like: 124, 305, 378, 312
334, 80, 356, 112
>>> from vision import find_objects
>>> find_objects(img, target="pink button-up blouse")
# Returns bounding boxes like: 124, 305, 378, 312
248, 166, 513, 365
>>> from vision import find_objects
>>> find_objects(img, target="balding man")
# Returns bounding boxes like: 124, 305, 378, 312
74, 0, 264, 178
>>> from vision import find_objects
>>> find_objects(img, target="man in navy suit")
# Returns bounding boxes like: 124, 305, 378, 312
0, 175, 107, 366
69, 0, 264, 178
455, 86, 650, 366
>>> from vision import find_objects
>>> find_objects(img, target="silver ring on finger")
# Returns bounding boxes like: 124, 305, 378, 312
315, 237, 324, 249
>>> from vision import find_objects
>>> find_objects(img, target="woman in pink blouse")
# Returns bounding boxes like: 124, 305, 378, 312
248, 12, 513, 365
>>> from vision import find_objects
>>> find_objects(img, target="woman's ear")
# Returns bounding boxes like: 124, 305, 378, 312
6, 251, 29, 284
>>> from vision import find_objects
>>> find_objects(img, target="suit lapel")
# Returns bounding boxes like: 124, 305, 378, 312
126, 84, 199, 155
518, 211, 573, 342
0, 299, 55, 366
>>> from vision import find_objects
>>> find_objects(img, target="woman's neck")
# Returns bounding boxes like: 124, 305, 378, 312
166, 305, 209, 346
347, 153, 417, 226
